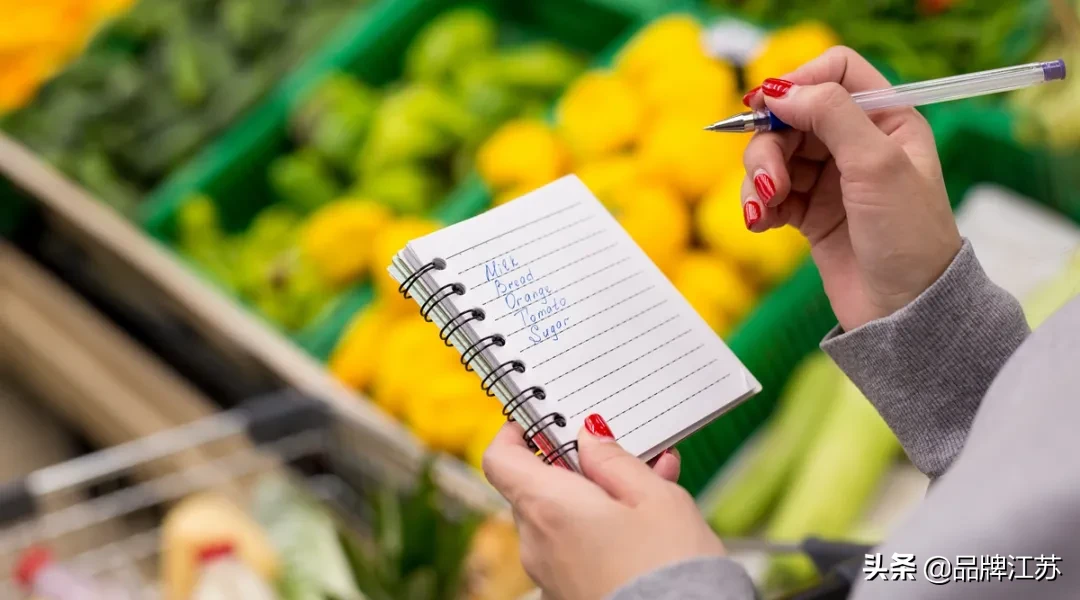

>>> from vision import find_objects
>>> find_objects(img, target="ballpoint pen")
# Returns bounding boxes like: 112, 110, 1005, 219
705, 59, 1067, 133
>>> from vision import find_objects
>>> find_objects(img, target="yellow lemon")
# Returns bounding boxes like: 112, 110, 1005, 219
638, 113, 749, 201
672, 252, 756, 332
574, 153, 639, 210
328, 301, 393, 391
747, 22, 840, 88
372, 314, 456, 416
477, 119, 569, 192
638, 56, 740, 123
300, 198, 391, 286
404, 369, 497, 455
615, 182, 690, 276
697, 176, 810, 286
466, 410, 508, 470
371, 217, 440, 313
493, 183, 540, 207
557, 71, 644, 160
752, 223, 810, 287
677, 281, 734, 336
616, 15, 706, 86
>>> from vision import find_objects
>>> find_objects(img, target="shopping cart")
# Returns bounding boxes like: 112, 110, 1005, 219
0, 391, 479, 599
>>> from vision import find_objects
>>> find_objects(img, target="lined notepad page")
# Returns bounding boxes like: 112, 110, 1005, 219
407, 176, 760, 461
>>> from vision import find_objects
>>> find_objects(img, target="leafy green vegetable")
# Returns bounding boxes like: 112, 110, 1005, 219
340, 462, 480, 600
253, 477, 365, 600
405, 8, 498, 86
269, 150, 342, 214
0, 0, 370, 208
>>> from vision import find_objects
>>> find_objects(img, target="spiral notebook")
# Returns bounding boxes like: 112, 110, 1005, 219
388, 176, 760, 470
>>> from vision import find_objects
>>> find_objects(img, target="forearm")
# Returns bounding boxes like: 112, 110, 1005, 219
608, 557, 757, 600
820, 240, 1030, 479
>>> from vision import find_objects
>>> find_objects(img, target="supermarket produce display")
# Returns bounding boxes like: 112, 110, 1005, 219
5, 1, 1080, 598
1, 0, 372, 217
172, 7, 587, 334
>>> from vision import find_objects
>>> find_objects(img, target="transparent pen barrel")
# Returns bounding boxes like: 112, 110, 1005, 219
852, 63, 1048, 111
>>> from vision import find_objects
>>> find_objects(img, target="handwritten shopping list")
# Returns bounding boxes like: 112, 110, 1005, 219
405, 176, 758, 458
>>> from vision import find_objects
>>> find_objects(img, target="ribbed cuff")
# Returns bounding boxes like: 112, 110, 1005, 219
608, 557, 757, 600
821, 240, 1030, 478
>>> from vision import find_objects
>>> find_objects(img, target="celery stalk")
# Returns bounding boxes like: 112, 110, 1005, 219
763, 377, 901, 592
706, 353, 843, 536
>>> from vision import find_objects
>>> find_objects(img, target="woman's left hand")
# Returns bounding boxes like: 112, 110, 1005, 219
482, 422, 726, 600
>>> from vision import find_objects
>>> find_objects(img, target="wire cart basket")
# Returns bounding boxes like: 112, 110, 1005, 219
0, 390, 470, 599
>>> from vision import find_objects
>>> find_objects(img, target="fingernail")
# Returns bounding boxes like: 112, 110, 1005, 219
762, 78, 793, 98
753, 171, 776, 205
744, 199, 762, 229
584, 414, 614, 439
741, 85, 761, 107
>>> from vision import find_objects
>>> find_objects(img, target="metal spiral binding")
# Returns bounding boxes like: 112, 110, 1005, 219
543, 441, 579, 465
397, 258, 445, 299
522, 412, 567, 451
419, 282, 465, 322
460, 334, 505, 372
439, 308, 485, 346
480, 360, 525, 397
400, 261, 570, 465
503, 386, 546, 421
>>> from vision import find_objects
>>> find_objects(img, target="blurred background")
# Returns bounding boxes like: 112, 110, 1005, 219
1, 0, 1079, 598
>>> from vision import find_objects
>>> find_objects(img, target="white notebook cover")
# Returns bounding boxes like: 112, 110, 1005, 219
389, 175, 760, 469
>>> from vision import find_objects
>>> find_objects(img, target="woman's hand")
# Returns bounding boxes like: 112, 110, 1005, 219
482, 422, 725, 600
741, 46, 962, 331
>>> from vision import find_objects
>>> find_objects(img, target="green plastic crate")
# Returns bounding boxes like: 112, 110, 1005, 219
137, 0, 658, 355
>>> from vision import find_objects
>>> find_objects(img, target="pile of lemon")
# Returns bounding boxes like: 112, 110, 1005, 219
326, 214, 506, 469
478, 15, 838, 335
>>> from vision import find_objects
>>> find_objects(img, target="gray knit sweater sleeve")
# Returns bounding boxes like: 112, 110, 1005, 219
819, 240, 1029, 478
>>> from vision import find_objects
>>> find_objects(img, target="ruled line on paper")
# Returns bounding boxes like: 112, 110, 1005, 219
558, 333, 696, 403
469, 229, 607, 287
446, 203, 580, 260
516, 287, 657, 351
482, 243, 620, 306
456, 215, 596, 274
616, 375, 732, 440
530, 308, 675, 366
544, 317, 685, 386
606, 359, 719, 422
504, 272, 644, 336
569, 343, 707, 418
493, 257, 635, 322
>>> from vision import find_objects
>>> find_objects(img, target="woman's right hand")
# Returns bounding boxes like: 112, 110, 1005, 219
741, 47, 962, 332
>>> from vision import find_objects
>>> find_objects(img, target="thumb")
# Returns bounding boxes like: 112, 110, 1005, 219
763, 80, 890, 168
577, 420, 660, 506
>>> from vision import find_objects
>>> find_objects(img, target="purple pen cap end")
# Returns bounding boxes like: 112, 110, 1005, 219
1043, 59, 1067, 81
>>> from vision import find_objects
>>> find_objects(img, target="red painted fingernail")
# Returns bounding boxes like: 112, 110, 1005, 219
741, 86, 761, 107
744, 200, 762, 229
754, 172, 776, 205
584, 414, 614, 438
762, 78, 793, 98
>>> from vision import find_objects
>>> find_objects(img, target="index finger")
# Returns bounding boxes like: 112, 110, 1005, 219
747, 46, 889, 111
